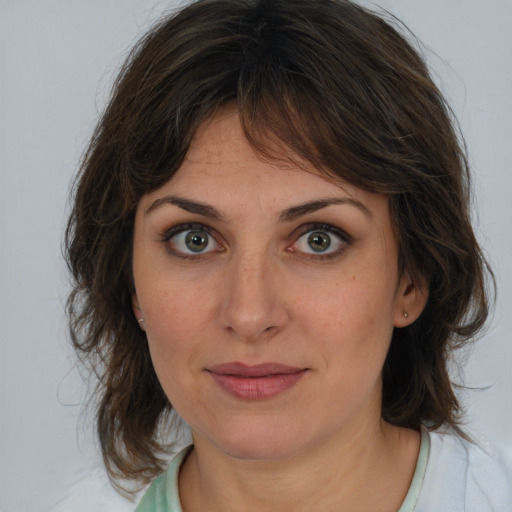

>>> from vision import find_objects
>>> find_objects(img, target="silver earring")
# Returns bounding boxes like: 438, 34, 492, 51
403, 312, 409, 318
138, 318, 145, 324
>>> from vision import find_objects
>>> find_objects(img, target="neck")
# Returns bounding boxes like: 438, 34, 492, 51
179, 419, 420, 512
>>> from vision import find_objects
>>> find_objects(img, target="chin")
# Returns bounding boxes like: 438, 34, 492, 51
220, 437, 299, 461
199, 418, 312, 461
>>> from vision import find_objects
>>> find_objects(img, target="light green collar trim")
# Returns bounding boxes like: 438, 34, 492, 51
135, 446, 191, 512
397, 428, 430, 512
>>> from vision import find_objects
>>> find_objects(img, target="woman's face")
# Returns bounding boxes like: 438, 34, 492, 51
132, 110, 423, 460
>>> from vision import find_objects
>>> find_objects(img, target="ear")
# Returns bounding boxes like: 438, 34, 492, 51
132, 293, 146, 331
393, 273, 428, 328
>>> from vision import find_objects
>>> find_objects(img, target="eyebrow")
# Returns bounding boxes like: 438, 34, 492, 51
145, 195, 372, 221
279, 197, 372, 222
145, 195, 226, 220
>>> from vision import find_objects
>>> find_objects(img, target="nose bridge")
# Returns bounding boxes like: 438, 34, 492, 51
220, 244, 287, 340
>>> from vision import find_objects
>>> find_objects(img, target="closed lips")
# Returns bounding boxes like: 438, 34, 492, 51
206, 363, 308, 400
206, 362, 307, 377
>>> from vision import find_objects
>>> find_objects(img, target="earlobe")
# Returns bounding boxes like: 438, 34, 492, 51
132, 294, 146, 331
394, 275, 428, 328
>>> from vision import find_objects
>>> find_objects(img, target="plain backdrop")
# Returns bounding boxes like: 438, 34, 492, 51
1, 1, 511, 511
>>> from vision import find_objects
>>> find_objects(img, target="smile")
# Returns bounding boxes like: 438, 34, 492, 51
206, 362, 308, 400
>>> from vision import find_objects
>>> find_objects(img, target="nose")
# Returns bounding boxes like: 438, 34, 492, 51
219, 251, 289, 342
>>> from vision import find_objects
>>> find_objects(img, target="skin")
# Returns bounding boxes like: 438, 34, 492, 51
132, 109, 428, 511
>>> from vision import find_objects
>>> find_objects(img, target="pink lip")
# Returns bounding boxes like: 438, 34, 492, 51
206, 362, 308, 400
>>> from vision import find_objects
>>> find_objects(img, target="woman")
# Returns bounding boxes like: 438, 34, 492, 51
65, 0, 511, 510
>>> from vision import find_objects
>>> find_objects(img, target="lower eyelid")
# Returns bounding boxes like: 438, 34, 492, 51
290, 226, 351, 258
298, 237, 345, 252
158, 224, 222, 259
160, 223, 350, 260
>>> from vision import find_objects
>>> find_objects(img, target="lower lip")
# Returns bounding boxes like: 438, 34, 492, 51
208, 370, 307, 400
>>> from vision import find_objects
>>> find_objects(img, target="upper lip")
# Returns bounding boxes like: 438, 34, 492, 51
207, 362, 306, 377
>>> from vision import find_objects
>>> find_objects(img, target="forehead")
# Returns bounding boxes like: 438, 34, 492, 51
169, 110, 363, 198
186, 109, 248, 164
138, 108, 389, 223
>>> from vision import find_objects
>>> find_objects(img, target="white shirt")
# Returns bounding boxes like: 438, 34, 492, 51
414, 430, 512, 511
48, 429, 512, 511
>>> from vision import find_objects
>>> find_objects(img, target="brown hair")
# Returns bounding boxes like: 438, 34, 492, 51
66, 0, 493, 489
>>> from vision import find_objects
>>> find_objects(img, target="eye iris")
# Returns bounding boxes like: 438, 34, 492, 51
308, 232, 331, 252
185, 230, 209, 252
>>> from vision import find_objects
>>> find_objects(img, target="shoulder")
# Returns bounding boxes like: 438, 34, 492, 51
135, 446, 192, 512
415, 429, 512, 512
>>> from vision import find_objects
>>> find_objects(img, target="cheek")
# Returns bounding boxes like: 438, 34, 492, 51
139, 275, 220, 375
294, 271, 397, 372
141, 265, 218, 328
142, 292, 203, 412
299, 272, 396, 329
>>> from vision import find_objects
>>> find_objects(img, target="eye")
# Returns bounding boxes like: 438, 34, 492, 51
305, 232, 332, 252
163, 224, 223, 257
290, 224, 350, 258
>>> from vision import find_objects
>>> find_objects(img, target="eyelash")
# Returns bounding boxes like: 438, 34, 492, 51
160, 222, 352, 261
289, 223, 352, 261
160, 223, 223, 260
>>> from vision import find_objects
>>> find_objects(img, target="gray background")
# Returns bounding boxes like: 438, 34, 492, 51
1, 1, 511, 510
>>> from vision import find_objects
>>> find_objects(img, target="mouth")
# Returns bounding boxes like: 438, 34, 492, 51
205, 362, 308, 400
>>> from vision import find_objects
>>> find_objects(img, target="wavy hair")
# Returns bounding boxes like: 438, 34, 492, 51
65, 0, 493, 490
